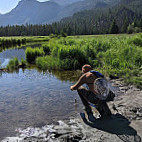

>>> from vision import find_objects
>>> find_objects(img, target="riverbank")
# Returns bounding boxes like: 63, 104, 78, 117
1, 34, 142, 89
2, 79, 142, 142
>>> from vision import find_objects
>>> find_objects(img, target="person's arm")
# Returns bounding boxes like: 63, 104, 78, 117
70, 74, 86, 90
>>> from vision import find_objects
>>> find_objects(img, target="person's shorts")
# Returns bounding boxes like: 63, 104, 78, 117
78, 86, 115, 104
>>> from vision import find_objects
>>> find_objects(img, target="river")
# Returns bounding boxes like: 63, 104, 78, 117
0, 47, 83, 140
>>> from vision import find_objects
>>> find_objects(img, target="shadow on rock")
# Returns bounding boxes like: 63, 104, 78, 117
81, 113, 141, 142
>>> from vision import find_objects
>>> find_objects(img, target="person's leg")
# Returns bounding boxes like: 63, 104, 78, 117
96, 101, 112, 118
96, 90, 115, 117
77, 86, 90, 107
77, 86, 96, 122
77, 86, 112, 119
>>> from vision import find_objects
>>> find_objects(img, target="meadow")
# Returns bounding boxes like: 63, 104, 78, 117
4, 33, 142, 89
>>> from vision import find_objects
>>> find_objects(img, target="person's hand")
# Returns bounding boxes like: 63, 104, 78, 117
70, 86, 74, 91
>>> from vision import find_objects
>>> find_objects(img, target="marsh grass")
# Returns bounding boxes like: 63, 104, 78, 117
25, 47, 44, 63
6, 57, 19, 71
3, 33, 142, 88
10, 33, 141, 88
35, 34, 142, 70
0, 38, 26, 49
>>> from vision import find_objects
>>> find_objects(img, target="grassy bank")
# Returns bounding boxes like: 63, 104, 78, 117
32, 33, 142, 88
5, 33, 142, 88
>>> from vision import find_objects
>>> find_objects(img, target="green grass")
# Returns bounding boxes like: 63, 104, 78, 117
0, 36, 49, 42
0, 36, 50, 52
35, 33, 142, 88
6, 57, 19, 71
3, 33, 142, 89
25, 47, 44, 63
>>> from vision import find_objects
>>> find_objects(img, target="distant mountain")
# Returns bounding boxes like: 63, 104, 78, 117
56, 0, 109, 21
0, 0, 120, 26
0, 0, 62, 26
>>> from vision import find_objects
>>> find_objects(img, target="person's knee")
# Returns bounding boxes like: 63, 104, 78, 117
77, 88, 82, 95
77, 86, 86, 95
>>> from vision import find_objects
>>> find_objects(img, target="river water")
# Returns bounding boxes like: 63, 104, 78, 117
0, 48, 83, 140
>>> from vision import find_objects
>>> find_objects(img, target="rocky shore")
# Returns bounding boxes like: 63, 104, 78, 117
2, 79, 142, 142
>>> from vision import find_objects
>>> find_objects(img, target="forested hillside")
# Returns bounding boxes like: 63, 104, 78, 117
55, 0, 142, 34
0, 0, 142, 36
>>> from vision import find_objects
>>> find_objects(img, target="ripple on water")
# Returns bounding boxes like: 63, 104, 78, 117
0, 68, 82, 140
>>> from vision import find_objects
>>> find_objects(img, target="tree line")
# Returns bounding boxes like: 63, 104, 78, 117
0, 1, 142, 36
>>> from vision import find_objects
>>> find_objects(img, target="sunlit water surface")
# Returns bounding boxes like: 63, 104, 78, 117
0, 69, 83, 140
0, 48, 83, 140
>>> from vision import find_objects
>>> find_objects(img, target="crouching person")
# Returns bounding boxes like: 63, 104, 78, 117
70, 64, 115, 122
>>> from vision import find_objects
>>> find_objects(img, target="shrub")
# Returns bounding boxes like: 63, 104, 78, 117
25, 47, 44, 63
42, 45, 51, 55
60, 31, 67, 37
20, 58, 27, 68
132, 37, 142, 46
7, 57, 19, 70
58, 47, 88, 67
127, 24, 134, 34
36, 56, 60, 70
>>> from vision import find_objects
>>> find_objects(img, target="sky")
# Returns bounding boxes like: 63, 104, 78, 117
0, 0, 49, 14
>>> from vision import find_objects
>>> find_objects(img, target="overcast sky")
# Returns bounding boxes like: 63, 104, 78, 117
0, 0, 49, 14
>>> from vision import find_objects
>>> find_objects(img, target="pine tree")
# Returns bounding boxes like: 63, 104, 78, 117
109, 20, 119, 34
121, 18, 129, 33
140, 18, 142, 30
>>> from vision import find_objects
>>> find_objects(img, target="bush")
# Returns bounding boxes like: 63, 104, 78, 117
25, 47, 44, 63
36, 56, 82, 70
127, 24, 134, 34
61, 31, 67, 37
58, 47, 88, 67
132, 37, 142, 46
7, 57, 19, 70
36, 56, 60, 70
42, 45, 51, 55
29, 34, 142, 89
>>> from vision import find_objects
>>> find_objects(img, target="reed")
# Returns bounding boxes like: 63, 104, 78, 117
25, 47, 44, 63
22, 33, 142, 88
6, 57, 19, 70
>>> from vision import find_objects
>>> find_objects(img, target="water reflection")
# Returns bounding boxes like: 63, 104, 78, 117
0, 43, 42, 68
0, 68, 82, 140
50, 70, 81, 82
0, 48, 25, 68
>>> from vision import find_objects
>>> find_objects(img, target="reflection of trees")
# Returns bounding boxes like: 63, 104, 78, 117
50, 70, 81, 82
0, 69, 19, 77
